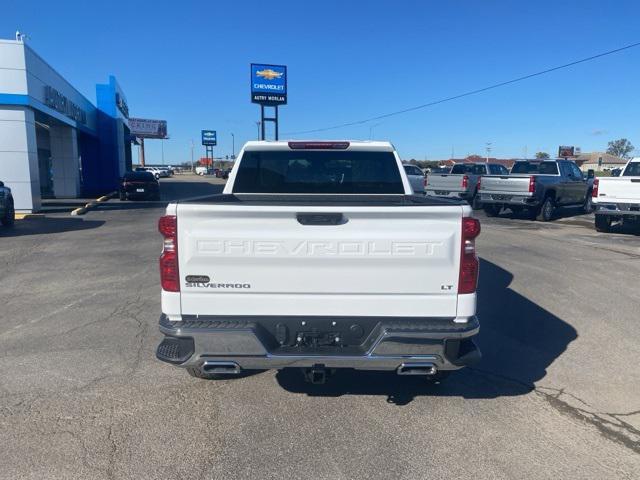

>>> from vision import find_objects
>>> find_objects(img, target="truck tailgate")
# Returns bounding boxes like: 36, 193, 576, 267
480, 175, 532, 194
596, 177, 640, 203
176, 203, 464, 318
427, 174, 465, 192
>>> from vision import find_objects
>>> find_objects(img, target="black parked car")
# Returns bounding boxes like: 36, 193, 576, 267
0, 180, 15, 226
119, 171, 160, 201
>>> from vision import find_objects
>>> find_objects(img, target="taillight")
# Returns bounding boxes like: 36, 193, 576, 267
528, 176, 536, 193
159, 215, 179, 292
424, 176, 428, 187
592, 178, 599, 197
477, 177, 482, 190
459, 217, 481, 294
462, 175, 469, 189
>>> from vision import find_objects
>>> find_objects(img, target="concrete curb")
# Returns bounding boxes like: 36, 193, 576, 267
71, 191, 117, 216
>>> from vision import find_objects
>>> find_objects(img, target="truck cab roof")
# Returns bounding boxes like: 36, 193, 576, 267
242, 140, 395, 152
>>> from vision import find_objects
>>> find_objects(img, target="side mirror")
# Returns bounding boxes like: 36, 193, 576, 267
0, 181, 4, 187
587, 169, 595, 179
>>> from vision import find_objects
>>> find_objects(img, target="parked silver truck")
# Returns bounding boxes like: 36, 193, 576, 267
479, 159, 594, 221
403, 164, 426, 193
425, 163, 509, 209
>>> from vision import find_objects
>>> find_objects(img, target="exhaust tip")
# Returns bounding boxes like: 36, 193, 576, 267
201, 361, 241, 375
396, 362, 438, 376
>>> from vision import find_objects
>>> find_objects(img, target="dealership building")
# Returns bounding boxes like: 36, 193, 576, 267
0, 37, 133, 212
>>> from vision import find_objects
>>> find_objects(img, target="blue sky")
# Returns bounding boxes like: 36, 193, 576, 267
4, 0, 640, 162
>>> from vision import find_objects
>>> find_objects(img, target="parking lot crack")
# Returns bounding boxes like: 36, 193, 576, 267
536, 386, 640, 454
470, 368, 640, 454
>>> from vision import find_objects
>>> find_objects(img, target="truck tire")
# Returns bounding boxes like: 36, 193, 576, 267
483, 205, 500, 217
536, 196, 555, 222
1, 199, 15, 226
595, 215, 612, 232
583, 193, 594, 214
470, 193, 482, 210
119, 191, 126, 201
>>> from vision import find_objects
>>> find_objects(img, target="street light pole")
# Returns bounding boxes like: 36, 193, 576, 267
485, 142, 492, 163
161, 138, 164, 165
256, 122, 261, 140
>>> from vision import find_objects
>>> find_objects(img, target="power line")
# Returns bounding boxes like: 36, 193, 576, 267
283, 41, 640, 136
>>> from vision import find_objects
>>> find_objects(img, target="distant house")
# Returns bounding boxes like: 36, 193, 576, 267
572, 152, 628, 172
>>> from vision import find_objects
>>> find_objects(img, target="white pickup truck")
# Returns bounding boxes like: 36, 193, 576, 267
592, 157, 640, 232
156, 141, 481, 384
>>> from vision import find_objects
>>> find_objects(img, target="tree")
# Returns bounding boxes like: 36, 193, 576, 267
535, 152, 550, 159
606, 138, 634, 159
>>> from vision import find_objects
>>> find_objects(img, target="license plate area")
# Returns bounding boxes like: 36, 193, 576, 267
255, 317, 382, 355
136, 188, 145, 192
492, 194, 512, 201
435, 190, 450, 195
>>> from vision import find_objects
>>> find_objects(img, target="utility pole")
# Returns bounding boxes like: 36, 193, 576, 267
256, 121, 261, 140
485, 142, 492, 163
369, 123, 382, 140
161, 138, 164, 165
190, 139, 194, 173
231, 133, 235, 159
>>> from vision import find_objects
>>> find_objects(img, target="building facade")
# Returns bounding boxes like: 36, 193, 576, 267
0, 38, 132, 212
573, 152, 627, 172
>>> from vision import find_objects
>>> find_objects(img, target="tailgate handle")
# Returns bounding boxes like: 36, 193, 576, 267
297, 213, 345, 225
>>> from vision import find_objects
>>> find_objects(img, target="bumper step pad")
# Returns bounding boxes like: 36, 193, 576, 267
156, 336, 195, 364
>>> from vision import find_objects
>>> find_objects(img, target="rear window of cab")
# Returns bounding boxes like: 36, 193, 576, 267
233, 150, 404, 194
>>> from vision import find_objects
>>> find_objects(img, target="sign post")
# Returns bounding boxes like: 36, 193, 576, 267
202, 130, 217, 168
251, 63, 287, 141
129, 118, 168, 167
558, 146, 575, 160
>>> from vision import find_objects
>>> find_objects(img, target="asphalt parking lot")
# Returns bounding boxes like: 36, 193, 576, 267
1, 175, 639, 479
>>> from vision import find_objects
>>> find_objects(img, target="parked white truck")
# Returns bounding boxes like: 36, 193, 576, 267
592, 157, 640, 232
156, 141, 481, 384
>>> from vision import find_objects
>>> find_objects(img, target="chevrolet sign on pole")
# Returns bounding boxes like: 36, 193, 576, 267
201, 130, 217, 146
251, 64, 287, 105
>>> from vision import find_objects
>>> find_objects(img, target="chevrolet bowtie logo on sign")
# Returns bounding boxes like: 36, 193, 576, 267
256, 68, 284, 80
251, 63, 287, 105
201, 130, 217, 146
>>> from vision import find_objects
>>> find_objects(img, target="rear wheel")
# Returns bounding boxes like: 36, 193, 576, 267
1, 200, 15, 226
583, 193, 594, 214
470, 193, 482, 210
595, 215, 613, 232
483, 205, 500, 217
119, 191, 126, 201
536, 196, 555, 222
